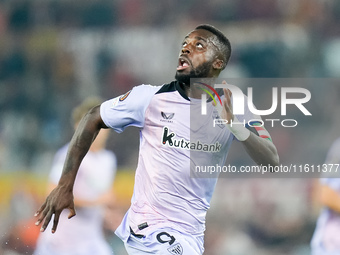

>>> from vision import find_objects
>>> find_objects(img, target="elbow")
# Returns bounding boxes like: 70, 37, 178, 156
269, 145, 280, 166
271, 153, 280, 167
257, 147, 280, 167
256, 153, 279, 167
267, 141, 280, 166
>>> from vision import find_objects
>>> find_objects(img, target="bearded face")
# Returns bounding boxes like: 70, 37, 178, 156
175, 29, 223, 86
175, 60, 213, 85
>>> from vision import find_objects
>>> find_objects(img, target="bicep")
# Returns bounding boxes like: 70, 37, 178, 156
82, 105, 108, 130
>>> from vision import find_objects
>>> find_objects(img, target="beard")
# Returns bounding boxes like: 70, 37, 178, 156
175, 61, 213, 85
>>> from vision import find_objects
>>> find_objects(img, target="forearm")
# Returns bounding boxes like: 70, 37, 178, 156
226, 121, 279, 166
241, 132, 279, 166
58, 129, 98, 188
58, 106, 105, 189
220, 88, 279, 166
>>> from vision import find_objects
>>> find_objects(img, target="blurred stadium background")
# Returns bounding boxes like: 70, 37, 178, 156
1, 0, 340, 254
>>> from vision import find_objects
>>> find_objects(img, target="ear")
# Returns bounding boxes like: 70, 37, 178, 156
212, 59, 224, 70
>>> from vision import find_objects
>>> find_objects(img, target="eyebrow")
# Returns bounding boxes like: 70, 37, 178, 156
183, 36, 208, 43
194, 36, 207, 42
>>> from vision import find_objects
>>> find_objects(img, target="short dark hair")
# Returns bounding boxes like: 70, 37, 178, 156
195, 24, 231, 69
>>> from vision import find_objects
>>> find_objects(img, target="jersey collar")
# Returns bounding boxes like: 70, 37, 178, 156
175, 81, 190, 101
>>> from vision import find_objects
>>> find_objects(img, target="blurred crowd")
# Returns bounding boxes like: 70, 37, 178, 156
0, 0, 340, 170
1, 0, 340, 254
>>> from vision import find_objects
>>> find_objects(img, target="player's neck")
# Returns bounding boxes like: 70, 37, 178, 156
180, 79, 217, 99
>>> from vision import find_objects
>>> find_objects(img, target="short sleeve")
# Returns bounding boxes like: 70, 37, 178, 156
100, 84, 159, 133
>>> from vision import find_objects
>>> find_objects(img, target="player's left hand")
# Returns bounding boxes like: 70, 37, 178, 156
34, 185, 76, 233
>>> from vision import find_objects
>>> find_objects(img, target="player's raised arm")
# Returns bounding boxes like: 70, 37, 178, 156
34, 105, 107, 233
221, 88, 279, 166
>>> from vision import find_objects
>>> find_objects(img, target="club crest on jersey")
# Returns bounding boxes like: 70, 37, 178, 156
161, 112, 175, 123
162, 127, 221, 152
119, 90, 131, 101
111, 90, 131, 108
167, 243, 183, 255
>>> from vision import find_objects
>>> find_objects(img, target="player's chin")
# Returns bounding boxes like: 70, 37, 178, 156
176, 68, 189, 75
175, 72, 191, 85
175, 69, 191, 77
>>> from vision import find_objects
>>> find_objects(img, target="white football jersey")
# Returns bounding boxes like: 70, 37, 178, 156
100, 81, 257, 240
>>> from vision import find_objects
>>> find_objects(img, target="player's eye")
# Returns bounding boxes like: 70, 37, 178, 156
182, 42, 187, 47
196, 43, 203, 49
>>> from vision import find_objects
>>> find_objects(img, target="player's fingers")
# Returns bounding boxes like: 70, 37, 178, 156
223, 90, 234, 116
35, 205, 49, 226
223, 88, 228, 98
51, 211, 61, 234
40, 210, 53, 232
223, 98, 230, 111
68, 207, 76, 219
223, 89, 232, 105
223, 88, 233, 103
34, 201, 47, 217
223, 88, 232, 98
228, 89, 232, 99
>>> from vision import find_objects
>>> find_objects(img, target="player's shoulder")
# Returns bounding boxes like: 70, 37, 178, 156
101, 82, 174, 113
132, 82, 180, 97
116, 81, 177, 100
104, 84, 160, 109
125, 82, 177, 105
155, 81, 178, 94
122, 84, 163, 105
132, 84, 162, 95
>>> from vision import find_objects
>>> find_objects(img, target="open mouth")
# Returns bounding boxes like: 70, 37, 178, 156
177, 57, 191, 71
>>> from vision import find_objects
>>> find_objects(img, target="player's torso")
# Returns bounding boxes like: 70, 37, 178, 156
129, 81, 235, 235
140, 82, 233, 175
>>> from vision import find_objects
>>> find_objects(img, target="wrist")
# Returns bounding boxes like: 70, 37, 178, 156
57, 180, 74, 192
226, 116, 250, 141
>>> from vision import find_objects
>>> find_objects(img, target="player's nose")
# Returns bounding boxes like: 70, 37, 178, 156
181, 45, 191, 54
